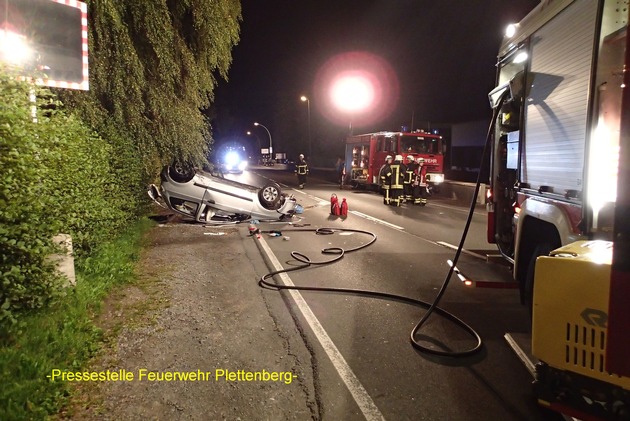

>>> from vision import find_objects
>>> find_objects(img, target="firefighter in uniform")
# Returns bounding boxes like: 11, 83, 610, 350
336, 157, 346, 189
404, 155, 416, 203
295, 154, 309, 189
389, 154, 405, 206
412, 157, 428, 206
379, 155, 393, 205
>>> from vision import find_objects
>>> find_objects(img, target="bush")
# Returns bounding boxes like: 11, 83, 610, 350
0, 68, 62, 326
0, 66, 141, 328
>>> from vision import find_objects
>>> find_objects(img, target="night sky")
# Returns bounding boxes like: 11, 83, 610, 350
212, 0, 540, 160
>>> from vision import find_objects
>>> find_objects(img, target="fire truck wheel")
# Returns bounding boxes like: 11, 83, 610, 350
524, 243, 554, 317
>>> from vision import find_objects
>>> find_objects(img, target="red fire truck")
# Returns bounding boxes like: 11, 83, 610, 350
487, 2, 630, 419
344, 130, 444, 190
486, 0, 622, 307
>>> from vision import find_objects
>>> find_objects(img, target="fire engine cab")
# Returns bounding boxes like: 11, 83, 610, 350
344, 130, 444, 190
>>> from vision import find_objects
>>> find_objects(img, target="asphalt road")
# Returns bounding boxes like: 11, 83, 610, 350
226, 165, 563, 421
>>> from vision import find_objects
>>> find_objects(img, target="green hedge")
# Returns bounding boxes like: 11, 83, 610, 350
0, 66, 142, 329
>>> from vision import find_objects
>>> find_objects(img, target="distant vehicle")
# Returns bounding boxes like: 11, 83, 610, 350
148, 163, 297, 223
213, 144, 248, 173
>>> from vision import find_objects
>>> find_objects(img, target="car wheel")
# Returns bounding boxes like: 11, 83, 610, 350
258, 183, 281, 209
169, 161, 195, 183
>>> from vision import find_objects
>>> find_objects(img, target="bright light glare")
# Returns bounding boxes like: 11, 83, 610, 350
314, 51, 399, 127
0, 30, 33, 65
586, 241, 613, 265
330, 75, 375, 112
588, 119, 619, 226
505, 24, 517, 38
238, 160, 248, 171
225, 151, 239, 166
513, 52, 528, 64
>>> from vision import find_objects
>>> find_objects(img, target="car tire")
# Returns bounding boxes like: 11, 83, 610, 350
258, 183, 281, 209
169, 161, 195, 183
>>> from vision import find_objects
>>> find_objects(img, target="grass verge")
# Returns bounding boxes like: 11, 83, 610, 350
0, 217, 154, 421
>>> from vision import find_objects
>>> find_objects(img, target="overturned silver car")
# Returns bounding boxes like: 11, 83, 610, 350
148, 165, 297, 223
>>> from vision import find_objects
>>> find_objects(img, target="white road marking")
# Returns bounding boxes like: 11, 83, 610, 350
503, 333, 536, 377
292, 188, 329, 205
349, 211, 404, 230
436, 241, 486, 260
257, 236, 386, 421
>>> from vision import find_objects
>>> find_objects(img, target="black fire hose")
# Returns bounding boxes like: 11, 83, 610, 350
256, 96, 503, 358
256, 226, 482, 358
407, 95, 504, 356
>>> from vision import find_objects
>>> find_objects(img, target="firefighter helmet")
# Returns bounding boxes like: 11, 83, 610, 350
406, 155, 414, 162
299, 154, 304, 159
395, 154, 403, 162
417, 157, 425, 164
385, 155, 393, 161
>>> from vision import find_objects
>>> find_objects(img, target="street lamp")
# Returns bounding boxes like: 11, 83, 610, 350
300, 95, 311, 158
254, 122, 273, 156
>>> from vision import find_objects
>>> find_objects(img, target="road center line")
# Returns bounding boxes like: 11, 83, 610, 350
349, 210, 404, 230
256, 236, 386, 421
291, 188, 329, 205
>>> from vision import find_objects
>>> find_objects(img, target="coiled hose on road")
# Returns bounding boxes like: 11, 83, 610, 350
255, 94, 504, 358
256, 226, 482, 358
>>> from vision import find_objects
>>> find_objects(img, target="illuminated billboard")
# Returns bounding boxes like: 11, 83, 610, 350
0, 0, 88, 90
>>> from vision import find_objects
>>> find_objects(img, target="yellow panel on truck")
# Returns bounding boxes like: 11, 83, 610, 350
532, 240, 630, 419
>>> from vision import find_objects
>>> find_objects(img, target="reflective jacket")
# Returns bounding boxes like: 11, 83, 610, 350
380, 163, 392, 188
296, 160, 309, 175
405, 162, 417, 184
414, 165, 427, 186
389, 162, 405, 189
